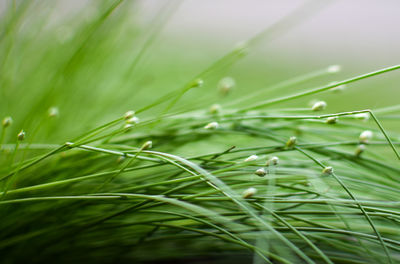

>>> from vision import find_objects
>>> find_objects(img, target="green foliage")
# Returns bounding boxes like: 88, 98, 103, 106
1, 1, 399, 263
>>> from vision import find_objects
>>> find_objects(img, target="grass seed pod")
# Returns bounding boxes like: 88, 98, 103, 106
244, 155, 258, 162
2, 116, 12, 128
242, 187, 257, 199
286, 136, 297, 148
322, 166, 333, 175
17, 130, 25, 141
359, 130, 373, 143
204, 122, 219, 130
124, 110, 135, 120
254, 168, 266, 177
312, 101, 327, 111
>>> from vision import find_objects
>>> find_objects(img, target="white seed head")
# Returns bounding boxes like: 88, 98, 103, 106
48, 107, 59, 117
218, 77, 236, 95
311, 101, 327, 111
209, 104, 221, 114
190, 78, 204, 88
117, 156, 126, 163
2, 116, 12, 128
242, 187, 257, 199
124, 124, 134, 130
355, 144, 366, 157
327, 65, 341, 73
330, 84, 346, 93
286, 136, 297, 148
126, 116, 139, 124
354, 113, 369, 121
244, 154, 258, 162
204, 121, 219, 130
266, 156, 279, 166
322, 166, 333, 175
17, 130, 25, 141
142, 140, 153, 150
233, 41, 249, 57
124, 110, 135, 120
359, 130, 373, 143
326, 116, 338, 124
255, 168, 266, 177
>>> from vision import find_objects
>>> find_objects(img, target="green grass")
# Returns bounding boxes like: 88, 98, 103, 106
1, 1, 399, 263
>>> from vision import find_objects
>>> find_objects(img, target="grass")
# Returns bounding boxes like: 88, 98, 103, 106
0, 1, 399, 263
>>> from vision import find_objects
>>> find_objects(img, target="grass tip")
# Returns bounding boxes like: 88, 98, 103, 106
244, 154, 258, 162
124, 110, 135, 120
254, 167, 266, 177
242, 187, 257, 199
355, 144, 366, 157
117, 155, 126, 163
327, 65, 341, 73
204, 121, 219, 130
286, 136, 297, 148
330, 84, 346, 92
126, 116, 139, 124
325, 116, 338, 124
233, 42, 249, 57
359, 130, 373, 143
218, 77, 235, 95
322, 166, 333, 175
2, 116, 12, 128
17, 130, 25, 141
48, 107, 59, 118
124, 124, 134, 130
190, 78, 204, 88
354, 113, 370, 121
311, 101, 327, 111
142, 140, 153, 150
266, 156, 279, 166
209, 104, 221, 114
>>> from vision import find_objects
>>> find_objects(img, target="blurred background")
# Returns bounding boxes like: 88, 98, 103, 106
0, 0, 399, 142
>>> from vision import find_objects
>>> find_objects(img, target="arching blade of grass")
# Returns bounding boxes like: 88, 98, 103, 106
239, 64, 400, 112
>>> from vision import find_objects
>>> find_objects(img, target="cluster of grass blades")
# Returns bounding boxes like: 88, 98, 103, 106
1, 1, 399, 263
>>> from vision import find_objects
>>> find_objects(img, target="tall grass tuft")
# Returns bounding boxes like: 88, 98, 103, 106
1, 1, 399, 263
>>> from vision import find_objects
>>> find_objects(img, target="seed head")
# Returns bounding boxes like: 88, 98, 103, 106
48, 107, 59, 117
322, 166, 333, 175
2, 116, 12, 128
327, 65, 341, 73
218, 77, 235, 95
233, 42, 249, 57
209, 104, 221, 114
204, 121, 219, 130
311, 101, 327, 111
242, 187, 257, 199
142, 141, 152, 150
190, 78, 204, 88
117, 156, 126, 163
359, 130, 373, 143
124, 110, 135, 120
326, 116, 338, 124
286, 136, 297, 148
244, 154, 258, 162
355, 144, 366, 157
254, 168, 266, 177
354, 113, 369, 121
126, 116, 139, 124
17, 130, 25, 141
330, 84, 346, 93
266, 156, 279, 166
124, 124, 134, 130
